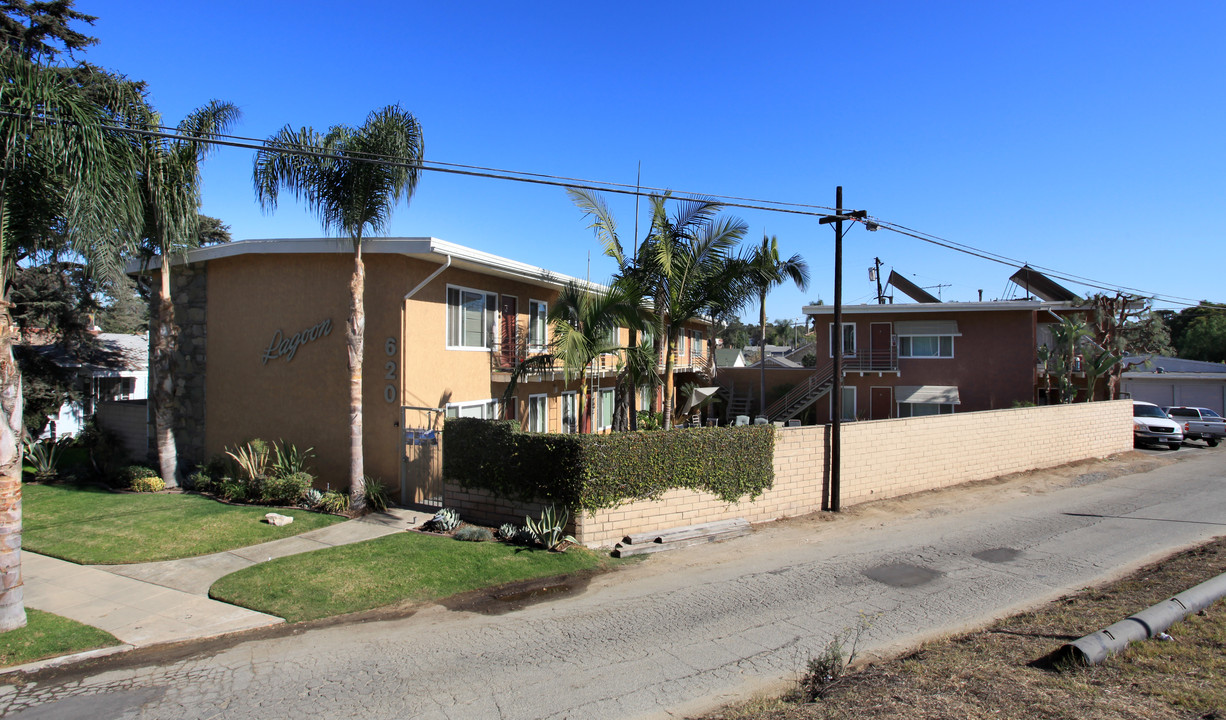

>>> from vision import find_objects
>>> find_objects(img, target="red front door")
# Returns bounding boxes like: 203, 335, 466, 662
870, 386, 893, 419
871, 322, 892, 370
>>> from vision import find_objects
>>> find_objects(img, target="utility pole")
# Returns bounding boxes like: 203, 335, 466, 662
873, 257, 884, 304
819, 188, 867, 513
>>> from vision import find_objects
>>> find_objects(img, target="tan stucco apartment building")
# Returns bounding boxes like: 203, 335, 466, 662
149, 238, 710, 506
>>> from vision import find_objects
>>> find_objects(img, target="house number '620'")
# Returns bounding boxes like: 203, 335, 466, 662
384, 337, 397, 403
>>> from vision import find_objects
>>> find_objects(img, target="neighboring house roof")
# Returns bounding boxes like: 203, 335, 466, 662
785, 342, 815, 361
762, 344, 791, 357
714, 348, 746, 368
762, 355, 802, 369
31, 333, 148, 375
1122, 355, 1226, 376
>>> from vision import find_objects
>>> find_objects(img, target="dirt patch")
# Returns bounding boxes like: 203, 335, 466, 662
701, 536, 1226, 720
439, 573, 595, 615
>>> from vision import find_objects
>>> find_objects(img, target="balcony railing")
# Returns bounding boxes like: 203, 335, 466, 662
841, 345, 899, 373
489, 341, 709, 378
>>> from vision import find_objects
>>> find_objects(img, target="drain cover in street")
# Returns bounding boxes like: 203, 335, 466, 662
863, 563, 940, 588
973, 547, 1022, 563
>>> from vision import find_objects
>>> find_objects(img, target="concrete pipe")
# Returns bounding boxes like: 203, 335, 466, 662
1062, 570, 1226, 665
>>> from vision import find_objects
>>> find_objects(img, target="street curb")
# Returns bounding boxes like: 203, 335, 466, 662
1, 644, 135, 677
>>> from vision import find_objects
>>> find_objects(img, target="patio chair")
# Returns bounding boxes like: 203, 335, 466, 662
735, 415, 750, 426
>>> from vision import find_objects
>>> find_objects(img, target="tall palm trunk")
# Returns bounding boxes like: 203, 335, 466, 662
0, 301, 25, 632
0, 196, 24, 630
152, 262, 180, 487
759, 289, 768, 417
662, 335, 677, 430
347, 249, 367, 513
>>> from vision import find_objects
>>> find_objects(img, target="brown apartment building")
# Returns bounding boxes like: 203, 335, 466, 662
146, 238, 711, 507
742, 299, 1090, 423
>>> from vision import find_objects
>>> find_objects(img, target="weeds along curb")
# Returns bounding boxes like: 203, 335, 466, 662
0, 643, 134, 676
1061, 570, 1226, 665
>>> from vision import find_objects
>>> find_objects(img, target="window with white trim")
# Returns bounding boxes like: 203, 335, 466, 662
528, 300, 548, 350
897, 402, 955, 417
832, 386, 856, 421
560, 392, 578, 434
678, 330, 686, 355
444, 399, 499, 419
828, 322, 856, 357
528, 394, 548, 433
899, 335, 954, 358
446, 286, 497, 349
597, 388, 614, 430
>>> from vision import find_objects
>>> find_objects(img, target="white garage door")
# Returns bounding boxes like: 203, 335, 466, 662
1177, 384, 1225, 414
1125, 381, 1175, 408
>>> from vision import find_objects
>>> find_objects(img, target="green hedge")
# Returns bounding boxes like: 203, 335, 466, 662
442, 418, 775, 512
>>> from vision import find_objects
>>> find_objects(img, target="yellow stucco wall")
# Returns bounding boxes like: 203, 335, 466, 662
203, 249, 701, 502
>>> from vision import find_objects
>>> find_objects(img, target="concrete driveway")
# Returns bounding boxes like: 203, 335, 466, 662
3, 448, 1224, 720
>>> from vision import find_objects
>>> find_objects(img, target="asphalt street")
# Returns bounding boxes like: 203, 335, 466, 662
3, 448, 1225, 720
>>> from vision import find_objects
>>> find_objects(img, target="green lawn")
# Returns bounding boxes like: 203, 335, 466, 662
0, 609, 120, 668
23, 483, 346, 564
210, 532, 620, 623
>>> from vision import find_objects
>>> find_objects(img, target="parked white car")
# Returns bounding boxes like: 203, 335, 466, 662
1133, 401, 1183, 450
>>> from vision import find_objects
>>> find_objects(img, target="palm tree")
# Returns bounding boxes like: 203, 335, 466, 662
253, 106, 424, 511
141, 100, 240, 488
567, 188, 656, 430
501, 281, 646, 433
643, 195, 755, 429
0, 50, 142, 631
748, 234, 809, 416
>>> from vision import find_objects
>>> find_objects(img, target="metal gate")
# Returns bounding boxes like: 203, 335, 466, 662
400, 406, 444, 508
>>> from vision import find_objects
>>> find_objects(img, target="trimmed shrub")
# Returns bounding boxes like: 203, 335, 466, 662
121, 465, 159, 488
261, 472, 312, 505
443, 418, 775, 512
129, 475, 166, 493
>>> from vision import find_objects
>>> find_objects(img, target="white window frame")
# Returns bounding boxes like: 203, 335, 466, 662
831, 385, 856, 421
446, 284, 498, 351
444, 398, 500, 419
528, 299, 548, 351
898, 335, 955, 359
597, 388, 615, 431
528, 393, 548, 433
897, 402, 955, 417
560, 391, 578, 434
828, 322, 857, 358
678, 330, 686, 355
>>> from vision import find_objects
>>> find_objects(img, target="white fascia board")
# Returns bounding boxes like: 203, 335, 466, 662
801, 301, 1079, 316
127, 237, 606, 293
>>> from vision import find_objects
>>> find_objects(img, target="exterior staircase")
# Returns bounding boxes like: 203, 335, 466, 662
763, 365, 835, 422
721, 383, 753, 423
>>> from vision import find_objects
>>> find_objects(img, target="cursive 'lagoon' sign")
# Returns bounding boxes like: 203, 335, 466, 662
262, 318, 333, 364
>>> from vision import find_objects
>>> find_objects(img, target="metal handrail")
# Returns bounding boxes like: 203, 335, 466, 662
762, 346, 898, 419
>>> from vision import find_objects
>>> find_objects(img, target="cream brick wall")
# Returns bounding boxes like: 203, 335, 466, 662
445, 400, 1135, 547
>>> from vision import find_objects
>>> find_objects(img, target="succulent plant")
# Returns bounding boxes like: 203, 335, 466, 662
303, 488, 323, 508
453, 525, 493, 542
498, 523, 518, 541
425, 507, 460, 532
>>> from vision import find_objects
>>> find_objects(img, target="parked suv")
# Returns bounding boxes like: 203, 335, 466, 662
1163, 406, 1225, 447
1133, 401, 1183, 450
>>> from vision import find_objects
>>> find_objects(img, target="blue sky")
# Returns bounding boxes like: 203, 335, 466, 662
83, 1, 1225, 319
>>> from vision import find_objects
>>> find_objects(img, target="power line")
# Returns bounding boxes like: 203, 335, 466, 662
5, 111, 1219, 308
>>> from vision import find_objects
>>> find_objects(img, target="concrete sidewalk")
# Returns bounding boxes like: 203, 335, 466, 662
20, 507, 422, 649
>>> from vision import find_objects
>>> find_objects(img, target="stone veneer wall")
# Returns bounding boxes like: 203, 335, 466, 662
443, 400, 1134, 547
147, 262, 208, 470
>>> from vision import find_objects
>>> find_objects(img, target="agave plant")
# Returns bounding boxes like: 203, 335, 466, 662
271, 441, 314, 477
424, 508, 460, 532
497, 523, 518, 541
524, 505, 576, 551
225, 439, 270, 482
22, 438, 64, 481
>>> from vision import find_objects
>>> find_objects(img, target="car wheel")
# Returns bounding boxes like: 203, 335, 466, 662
1209, 439, 1220, 448
1169, 443, 1181, 450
